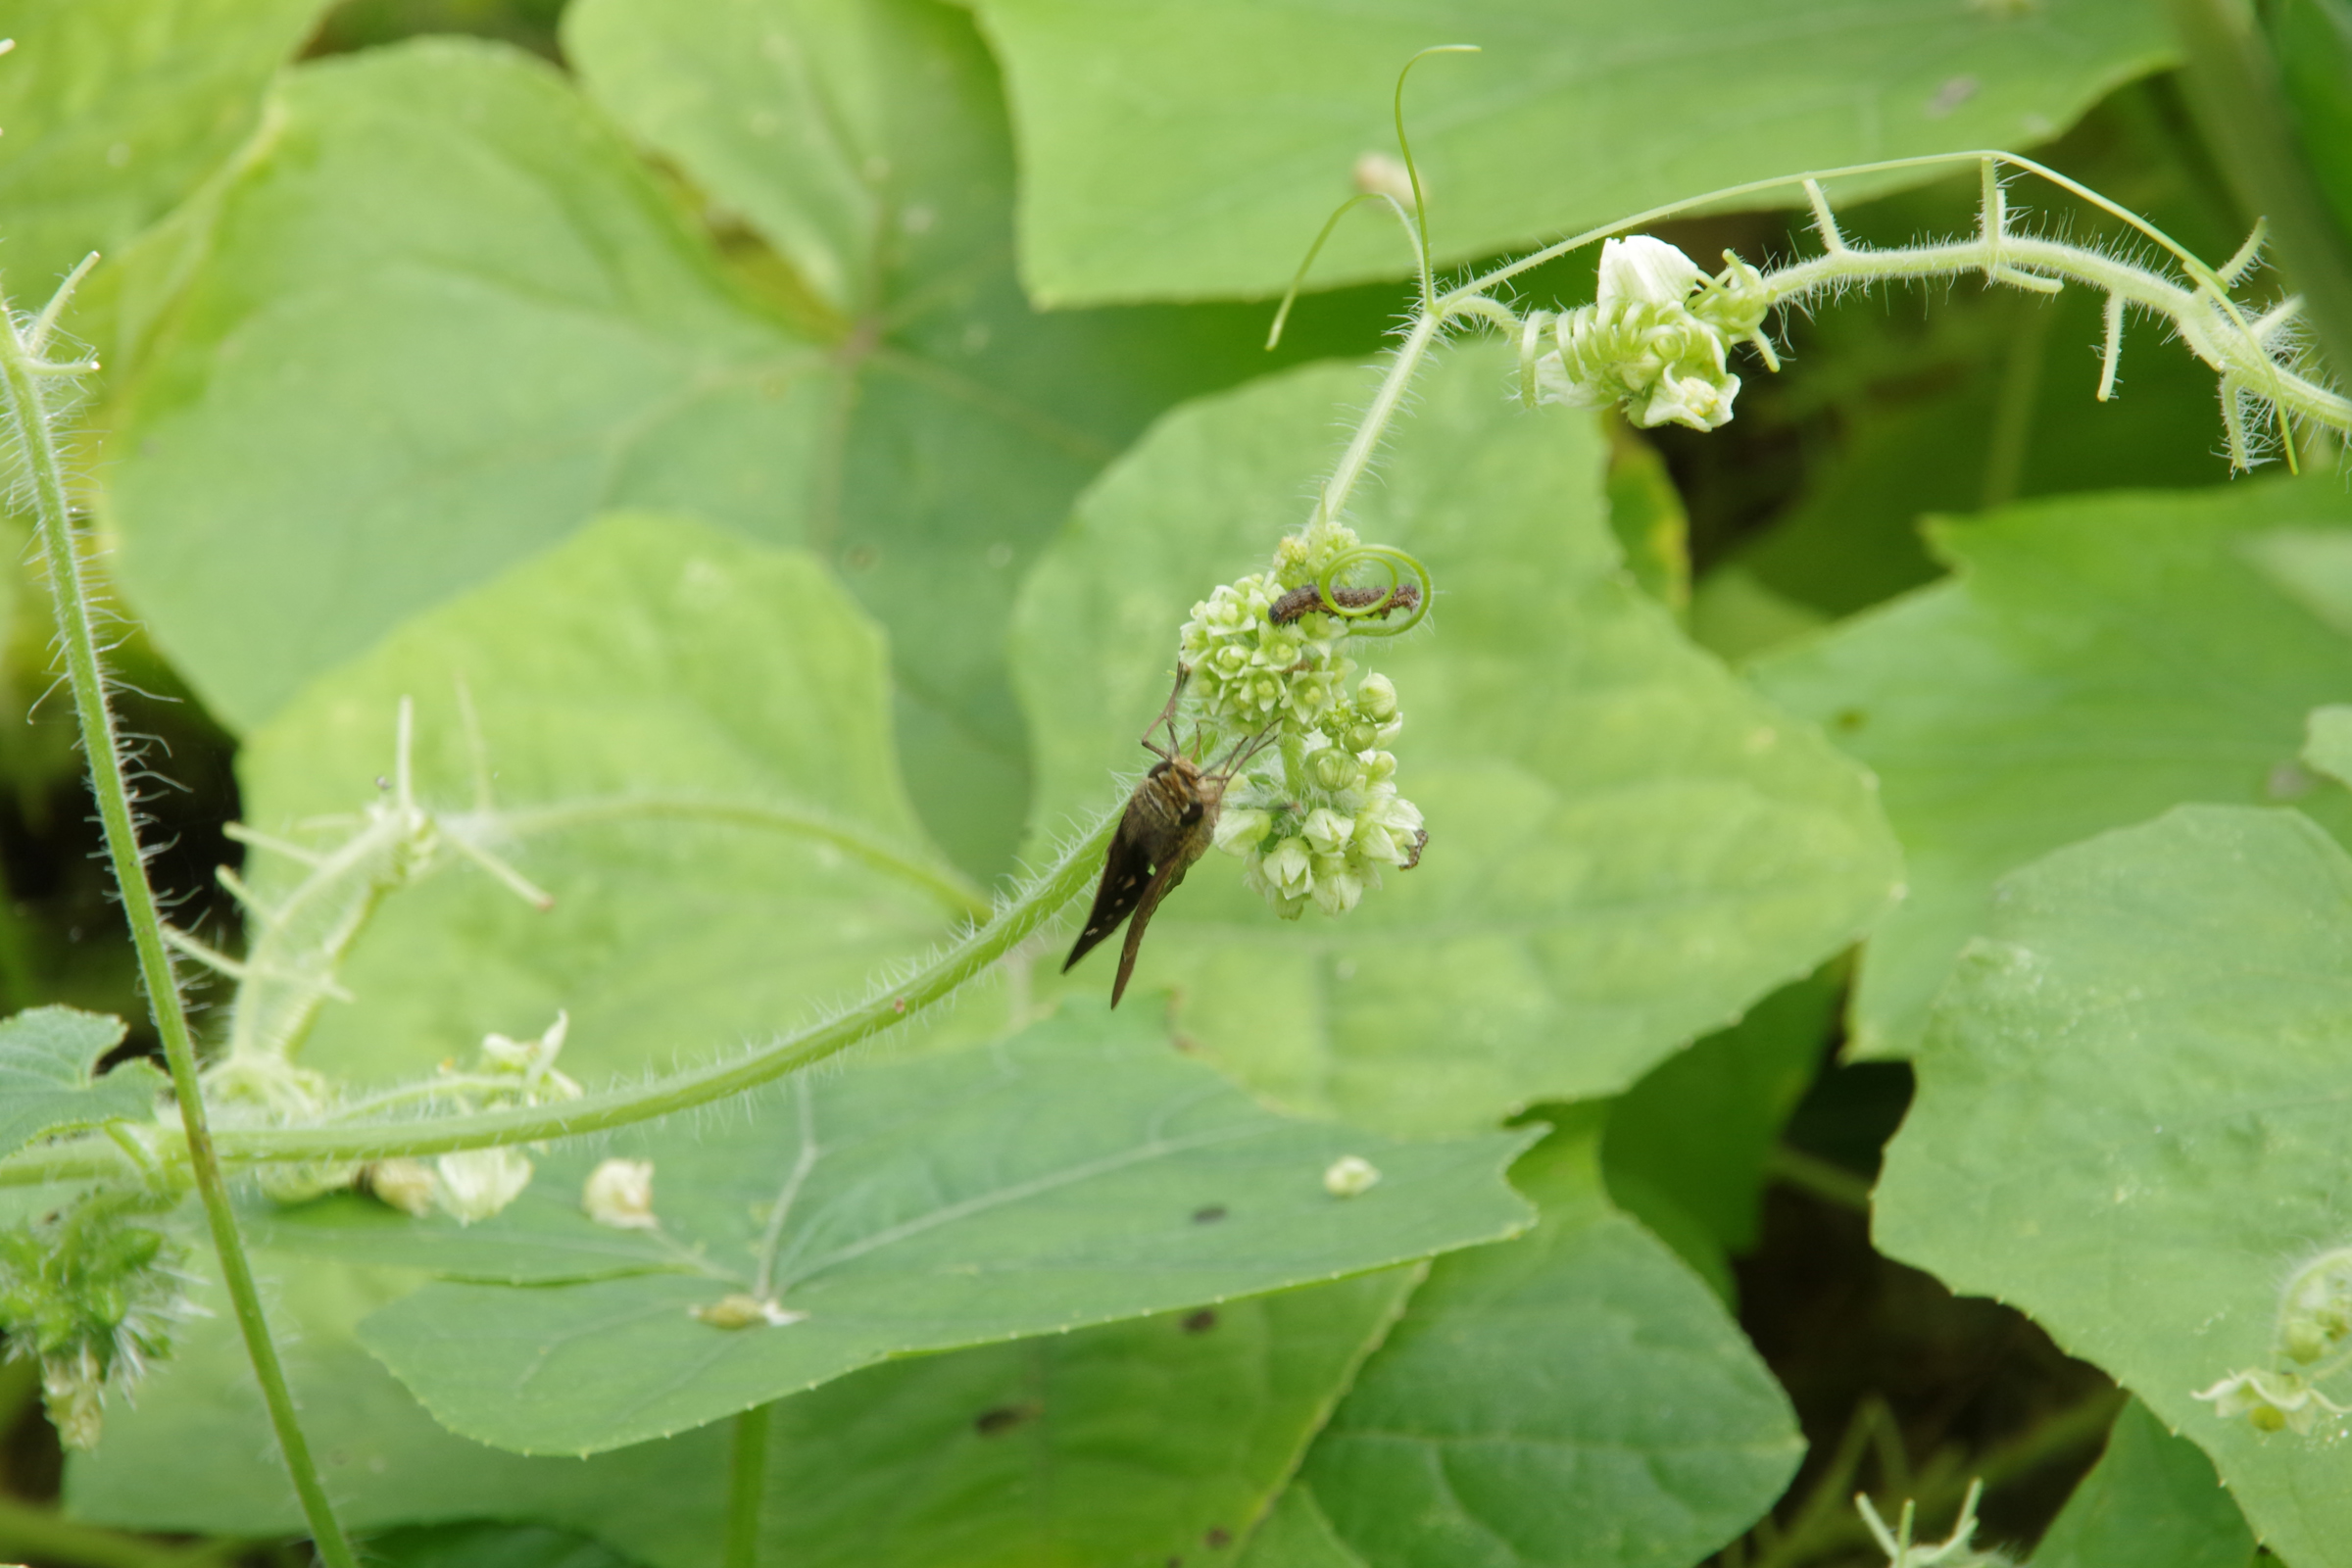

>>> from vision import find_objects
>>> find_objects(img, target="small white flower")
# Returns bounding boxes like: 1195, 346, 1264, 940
1323, 1154, 1382, 1198
1353, 152, 1416, 206
433, 1147, 534, 1225
1310, 862, 1363, 915
1640, 370, 1742, 432
1302, 808, 1354, 858
1596, 235, 1705, 309
366, 1158, 439, 1218
1263, 837, 1314, 900
480, 1012, 583, 1102
2193, 1367, 2351, 1434
582, 1157, 658, 1230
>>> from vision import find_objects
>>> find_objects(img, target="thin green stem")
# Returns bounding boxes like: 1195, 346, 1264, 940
1765, 1145, 1873, 1213
1755, 230, 2349, 433
0, 1492, 245, 1568
725, 1404, 772, 1568
0, 810, 1117, 1182
1312, 310, 1447, 538
1391, 44, 1480, 314
0, 277, 359, 1568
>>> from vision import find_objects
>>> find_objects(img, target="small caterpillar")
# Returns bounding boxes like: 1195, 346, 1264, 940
1268, 582, 1422, 624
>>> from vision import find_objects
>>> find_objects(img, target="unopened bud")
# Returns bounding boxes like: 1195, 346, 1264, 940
366, 1158, 439, 1218
582, 1158, 658, 1231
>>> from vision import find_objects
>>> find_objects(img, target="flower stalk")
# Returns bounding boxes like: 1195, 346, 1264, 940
0, 263, 360, 1568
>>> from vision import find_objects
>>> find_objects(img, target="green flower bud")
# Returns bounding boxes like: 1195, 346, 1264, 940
1357, 672, 1398, 721
2194, 1366, 2350, 1435
2279, 1250, 2352, 1364
1311, 749, 1359, 792
691, 1293, 808, 1330
1214, 806, 1274, 855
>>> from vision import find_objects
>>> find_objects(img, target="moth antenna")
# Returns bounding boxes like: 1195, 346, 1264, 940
1140, 663, 1193, 760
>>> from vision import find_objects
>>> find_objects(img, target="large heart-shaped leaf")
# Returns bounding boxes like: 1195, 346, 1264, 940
1875, 805, 2352, 1567
235, 512, 971, 1088
1014, 346, 1899, 1132
1754, 478, 2352, 1056
960, 0, 2173, 303
1280, 1117, 1802, 1568
338, 1004, 1533, 1453
72, 1237, 1417, 1568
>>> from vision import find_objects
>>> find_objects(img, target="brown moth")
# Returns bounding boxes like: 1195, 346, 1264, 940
1065, 674, 1267, 1006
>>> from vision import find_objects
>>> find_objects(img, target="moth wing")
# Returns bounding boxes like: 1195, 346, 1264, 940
1110, 856, 1193, 1007
1063, 807, 1158, 973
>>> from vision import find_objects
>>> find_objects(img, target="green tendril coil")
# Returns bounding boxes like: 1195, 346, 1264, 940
1315, 544, 1432, 637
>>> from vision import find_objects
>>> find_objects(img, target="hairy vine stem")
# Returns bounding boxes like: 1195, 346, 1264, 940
0, 810, 1116, 1184
0, 265, 360, 1568
1294, 148, 2349, 540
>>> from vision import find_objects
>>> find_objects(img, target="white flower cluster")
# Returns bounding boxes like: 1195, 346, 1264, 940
363, 1013, 581, 1226
1178, 573, 1350, 730
1217, 674, 1425, 918
2192, 1246, 2352, 1436
1177, 526, 1427, 921
2193, 1366, 2350, 1436
1532, 235, 1772, 432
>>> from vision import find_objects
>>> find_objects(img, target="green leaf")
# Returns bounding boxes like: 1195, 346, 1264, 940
0, 0, 326, 293
1600, 970, 1838, 1292
2029, 1399, 2255, 1568
1753, 477, 2352, 1057
1295, 1116, 1803, 1568
236, 512, 972, 1088
2307, 704, 2352, 789
346, 1004, 1535, 1453
73, 1244, 1421, 1568
1237, 1486, 1370, 1568
101, 22, 1395, 873
1013, 346, 1899, 1133
0, 1005, 159, 1158
960, 0, 2173, 304
1873, 805, 2352, 1568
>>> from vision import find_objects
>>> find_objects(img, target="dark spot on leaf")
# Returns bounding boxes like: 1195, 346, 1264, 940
1182, 1308, 1217, 1334
974, 1401, 1040, 1436
1192, 1204, 1227, 1224
1205, 1526, 1232, 1548
1835, 708, 1867, 733
843, 544, 878, 570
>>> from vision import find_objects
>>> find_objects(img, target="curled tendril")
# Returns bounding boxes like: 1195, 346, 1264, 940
1313, 544, 1432, 637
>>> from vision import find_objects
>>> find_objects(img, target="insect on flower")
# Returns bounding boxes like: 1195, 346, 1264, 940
1065, 672, 1273, 1005
1266, 581, 1421, 625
